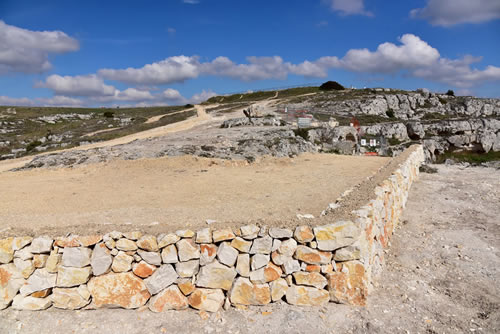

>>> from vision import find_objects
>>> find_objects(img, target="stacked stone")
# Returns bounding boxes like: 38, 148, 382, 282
0, 145, 425, 312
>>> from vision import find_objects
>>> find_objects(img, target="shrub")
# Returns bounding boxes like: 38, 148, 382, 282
103, 111, 114, 118
446, 90, 455, 97
386, 108, 395, 118
319, 81, 345, 91
26, 140, 42, 152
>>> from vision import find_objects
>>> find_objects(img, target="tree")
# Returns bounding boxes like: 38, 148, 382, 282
319, 81, 345, 91
446, 89, 455, 97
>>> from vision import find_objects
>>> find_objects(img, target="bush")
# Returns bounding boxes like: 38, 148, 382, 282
319, 81, 345, 91
446, 90, 455, 97
103, 111, 114, 118
386, 109, 395, 118
26, 140, 42, 152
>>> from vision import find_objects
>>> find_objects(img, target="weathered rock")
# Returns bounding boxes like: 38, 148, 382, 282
213, 228, 236, 243
188, 288, 225, 312
200, 244, 217, 266
62, 247, 92, 268
14, 246, 33, 261
294, 226, 315, 243
137, 235, 159, 252
293, 272, 328, 289
12, 237, 33, 251
20, 268, 56, 296
77, 235, 102, 247
230, 237, 252, 253
0, 238, 14, 263
161, 244, 178, 264
251, 254, 269, 271
282, 258, 301, 275
108, 231, 123, 239
144, 264, 178, 295
270, 278, 288, 301
177, 278, 196, 296
249, 262, 282, 284
45, 249, 61, 273
52, 286, 91, 309
30, 236, 53, 254
239, 225, 260, 240
285, 285, 329, 306
305, 264, 321, 272
123, 231, 143, 240
112, 251, 133, 273
88, 272, 150, 309
249, 236, 273, 254
294, 245, 332, 265
327, 262, 367, 306
175, 230, 195, 238
236, 254, 250, 277
334, 244, 361, 261
272, 239, 282, 252
33, 254, 48, 268
157, 233, 180, 248
132, 261, 156, 278
195, 228, 212, 244
230, 277, 271, 305
57, 266, 91, 288
149, 285, 188, 312
176, 239, 200, 262
278, 238, 297, 257
217, 242, 238, 267
313, 221, 360, 251
31, 288, 52, 298
137, 249, 162, 266
269, 227, 293, 239
271, 251, 287, 266
175, 260, 200, 278
54, 236, 80, 248
13, 258, 34, 279
115, 239, 138, 251
197, 261, 237, 290
91, 243, 112, 276
0, 263, 24, 310
12, 295, 52, 310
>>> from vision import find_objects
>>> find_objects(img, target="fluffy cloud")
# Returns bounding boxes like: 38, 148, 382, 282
202, 56, 290, 81
37, 74, 116, 96
0, 21, 79, 74
0, 95, 82, 107
411, 0, 500, 26
99, 56, 200, 85
325, 0, 373, 16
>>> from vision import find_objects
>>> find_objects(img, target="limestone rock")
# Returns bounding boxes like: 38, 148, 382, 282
270, 278, 288, 301
45, 249, 61, 273
294, 245, 332, 265
149, 285, 188, 312
0, 238, 14, 263
251, 254, 269, 271
236, 254, 250, 277
195, 228, 212, 244
176, 239, 200, 262
57, 266, 91, 287
144, 264, 178, 295
294, 226, 314, 243
230, 277, 271, 306
12, 237, 33, 251
54, 236, 80, 248
177, 278, 196, 296
13, 258, 34, 279
269, 228, 293, 239
88, 272, 150, 309
326, 262, 367, 306
161, 245, 178, 264
285, 285, 329, 306
313, 221, 360, 251
157, 233, 180, 248
111, 251, 133, 273
249, 262, 282, 284
293, 272, 327, 289
115, 238, 137, 251
249, 236, 273, 254
137, 250, 162, 266
137, 235, 159, 252
77, 235, 102, 247
282, 258, 301, 275
20, 268, 56, 296
333, 244, 361, 261
272, 239, 281, 252
123, 231, 143, 240
62, 247, 92, 268
230, 237, 252, 253
217, 242, 238, 267
213, 228, 236, 243
175, 230, 195, 238
0, 263, 25, 310
239, 225, 260, 240
133, 261, 156, 278
12, 294, 52, 310
14, 246, 33, 261
278, 239, 297, 257
175, 260, 200, 278
91, 243, 112, 276
197, 261, 237, 290
33, 254, 48, 268
107, 231, 123, 239
188, 288, 225, 312
52, 286, 91, 309
30, 236, 53, 254
200, 244, 217, 266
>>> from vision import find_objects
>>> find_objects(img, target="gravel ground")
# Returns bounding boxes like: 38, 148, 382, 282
1, 164, 498, 333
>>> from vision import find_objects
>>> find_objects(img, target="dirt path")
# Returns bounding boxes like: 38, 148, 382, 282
144, 108, 195, 124
1, 165, 498, 333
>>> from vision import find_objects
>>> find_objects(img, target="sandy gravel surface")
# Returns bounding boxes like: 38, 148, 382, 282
0, 153, 389, 237
1, 165, 497, 333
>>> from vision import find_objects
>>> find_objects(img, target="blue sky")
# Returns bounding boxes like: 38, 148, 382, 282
0, 0, 499, 107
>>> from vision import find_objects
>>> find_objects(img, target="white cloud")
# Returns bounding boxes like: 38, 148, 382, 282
0, 20, 79, 74
183, 0, 200, 4
93, 88, 155, 103
326, 0, 373, 16
98, 56, 200, 85
189, 90, 216, 104
201, 56, 290, 81
37, 74, 116, 97
167, 27, 176, 35
0, 95, 82, 107
410, 0, 500, 26
0, 96, 34, 106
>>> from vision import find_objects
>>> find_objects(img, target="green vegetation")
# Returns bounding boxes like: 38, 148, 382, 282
206, 91, 276, 104
386, 108, 395, 118
436, 150, 500, 164
319, 81, 345, 91
103, 111, 115, 118
388, 137, 402, 146
293, 128, 311, 141
276, 86, 319, 98
446, 90, 455, 97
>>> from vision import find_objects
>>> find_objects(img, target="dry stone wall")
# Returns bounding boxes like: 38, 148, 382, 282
0, 146, 425, 312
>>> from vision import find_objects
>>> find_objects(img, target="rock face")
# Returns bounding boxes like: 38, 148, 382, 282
188, 288, 225, 312
52, 286, 91, 309
20, 268, 56, 296
62, 247, 91, 268
313, 221, 360, 251
229, 277, 271, 305
91, 243, 112, 276
0, 263, 25, 309
144, 264, 178, 295
196, 261, 237, 290
88, 272, 150, 309
56, 266, 91, 288
148, 285, 188, 312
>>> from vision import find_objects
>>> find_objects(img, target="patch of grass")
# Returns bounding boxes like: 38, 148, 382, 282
26, 140, 42, 152
436, 150, 500, 164
388, 137, 402, 146
206, 91, 276, 104
421, 112, 451, 120
276, 86, 319, 98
